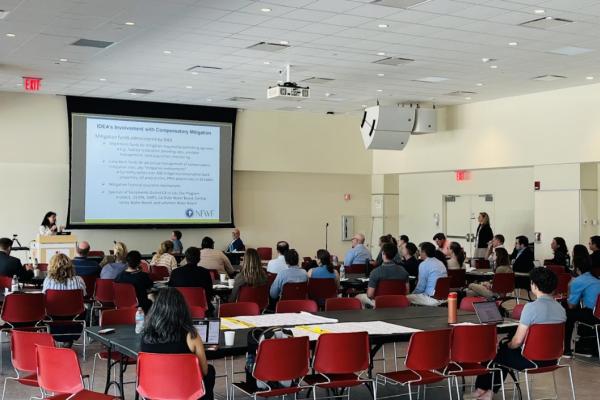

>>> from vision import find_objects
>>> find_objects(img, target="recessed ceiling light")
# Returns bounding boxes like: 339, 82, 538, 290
476, 83, 483, 86
324, 92, 332, 97
185, 85, 192, 89
99, 78, 107, 81
59, 58, 68, 62
163, 50, 172, 54
261, 7, 271, 12
5, 33, 15, 37
481, 57, 496, 63
191, 71, 199, 75
376, 52, 386, 56
490, 65, 498, 69
130, 93, 137, 96
206, 98, 212, 102
508, 42, 518, 46
377, 73, 385, 77
378, 24, 389, 28
377, 89, 383, 92
534, 9, 545, 14
263, 61, 271, 65
279, 40, 289, 45
465, 97, 472, 100
586, 76, 594, 80
125, 21, 135, 26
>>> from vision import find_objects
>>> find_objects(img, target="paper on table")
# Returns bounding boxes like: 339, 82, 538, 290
292, 321, 420, 339
450, 322, 479, 326
223, 312, 339, 330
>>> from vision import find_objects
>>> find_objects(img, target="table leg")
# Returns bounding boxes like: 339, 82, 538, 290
118, 355, 126, 400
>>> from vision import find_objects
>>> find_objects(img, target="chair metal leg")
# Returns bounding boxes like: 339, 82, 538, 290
447, 378, 453, 400
2, 377, 12, 400
552, 371, 558, 400
423, 384, 426, 400
408, 382, 413, 400
524, 371, 531, 400
498, 369, 506, 400
453, 375, 460, 400
567, 365, 576, 400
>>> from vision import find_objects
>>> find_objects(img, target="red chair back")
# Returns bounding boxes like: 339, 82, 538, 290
81, 275, 97, 299
447, 269, 466, 289
208, 269, 219, 282
511, 303, 525, 320
451, 324, 497, 364
280, 282, 308, 300
546, 265, 565, 276
11, 330, 54, 373
0, 275, 12, 290
405, 329, 452, 371
432, 276, 451, 300
140, 260, 150, 273
137, 352, 205, 400
555, 273, 571, 298
267, 272, 277, 288
238, 285, 269, 311
45, 289, 85, 317
100, 308, 137, 326
256, 247, 273, 261
150, 265, 170, 281
491, 273, 515, 296
313, 332, 370, 374
594, 294, 600, 319
253, 337, 309, 382
307, 278, 338, 303
88, 250, 105, 257
176, 287, 208, 309
36, 263, 48, 272
94, 279, 115, 304
325, 297, 361, 311
36, 345, 84, 394
474, 259, 490, 269
113, 283, 138, 309
374, 279, 407, 296
459, 296, 486, 312
276, 299, 318, 313
522, 323, 565, 361
375, 295, 409, 309
1, 293, 46, 325
344, 264, 366, 274
220, 302, 260, 317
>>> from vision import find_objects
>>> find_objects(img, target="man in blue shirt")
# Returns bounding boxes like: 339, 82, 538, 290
72, 241, 101, 276
406, 242, 447, 306
343, 233, 372, 266
269, 249, 307, 299
564, 261, 600, 357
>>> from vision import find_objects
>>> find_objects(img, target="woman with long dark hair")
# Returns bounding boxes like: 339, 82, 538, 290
548, 237, 570, 270
447, 242, 466, 270
141, 287, 215, 399
307, 249, 340, 287
572, 244, 591, 274
39, 211, 58, 236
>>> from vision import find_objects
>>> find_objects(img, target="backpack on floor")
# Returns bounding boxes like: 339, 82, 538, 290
245, 327, 294, 390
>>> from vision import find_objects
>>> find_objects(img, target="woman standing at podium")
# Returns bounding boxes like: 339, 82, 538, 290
39, 211, 58, 236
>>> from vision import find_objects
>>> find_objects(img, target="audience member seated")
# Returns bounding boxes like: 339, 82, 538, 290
475, 212, 494, 258
485, 234, 505, 267
343, 233, 372, 266
466, 248, 513, 300
269, 250, 307, 299
169, 247, 214, 314
472, 268, 566, 400
42, 253, 86, 294
200, 236, 234, 276
447, 242, 466, 270
229, 248, 268, 302
307, 249, 340, 285
400, 242, 420, 277
398, 234, 409, 252
433, 233, 450, 257
151, 241, 178, 272
100, 241, 128, 279
0, 237, 33, 280
227, 228, 245, 252
266, 241, 289, 274
72, 241, 101, 276
572, 244, 592, 275
589, 235, 600, 269
564, 255, 600, 357
141, 287, 215, 400
375, 234, 402, 267
546, 237, 570, 270
171, 230, 183, 254
510, 235, 535, 273
356, 243, 409, 308
406, 242, 447, 306
115, 251, 154, 313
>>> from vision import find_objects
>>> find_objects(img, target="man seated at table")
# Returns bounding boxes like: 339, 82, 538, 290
343, 233, 372, 266
356, 243, 409, 308
169, 246, 214, 316
227, 228, 245, 252
269, 249, 307, 299
267, 241, 289, 274
486, 234, 505, 267
0, 237, 33, 281
433, 233, 450, 257
406, 242, 447, 306
472, 268, 566, 400
510, 235, 534, 273
72, 241, 101, 276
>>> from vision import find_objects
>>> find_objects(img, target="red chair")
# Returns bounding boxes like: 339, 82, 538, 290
81, 275, 97, 299
91, 279, 115, 322
344, 264, 367, 274
140, 260, 150, 273
447, 269, 466, 289
208, 269, 219, 282
554, 273, 571, 300
511, 303, 525, 320
90, 309, 138, 390
176, 287, 208, 318
0, 276, 12, 291
36, 345, 117, 399
280, 282, 308, 300
432, 277, 451, 301
219, 302, 260, 317
233, 336, 310, 398
491, 273, 515, 303
267, 272, 277, 288
307, 279, 338, 305
137, 352, 205, 400
112, 283, 138, 309
149, 265, 170, 281
325, 297, 361, 311
2, 330, 54, 400
474, 259, 490, 269
459, 296, 487, 312
374, 279, 407, 296
375, 295, 410, 309
576, 294, 600, 359
276, 299, 318, 313
36, 263, 48, 272
304, 332, 372, 392
447, 324, 505, 398
501, 323, 575, 400
546, 264, 566, 276
238, 285, 269, 311
88, 250, 105, 257
44, 289, 87, 355
1, 293, 46, 327
256, 247, 273, 261
376, 329, 453, 400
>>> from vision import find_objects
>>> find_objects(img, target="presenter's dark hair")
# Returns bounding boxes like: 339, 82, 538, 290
529, 267, 557, 294
419, 242, 436, 258
284, 249, 299, 266
516, 236, 529, 247
41, 211, 56, 227
433, 233, 446, 241
173, 230, 182, 240
184, 247, 200, 267
399, 235, 409, 244
276, 241, 289, 255
382, 242, 398, 261
201, 236, 214, 249
142, 287, 196, 344
126, 250, 142, 269
405, 242, 417, 256
317, 249, 332, 273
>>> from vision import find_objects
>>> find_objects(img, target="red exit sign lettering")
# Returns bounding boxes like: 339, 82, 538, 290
455, 170, 471, 182
23, 76, 42, 91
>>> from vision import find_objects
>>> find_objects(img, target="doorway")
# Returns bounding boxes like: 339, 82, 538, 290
444, 194, 495, 258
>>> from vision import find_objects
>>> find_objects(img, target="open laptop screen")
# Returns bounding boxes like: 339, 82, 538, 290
193, 319, 221, 345
473, 301, 504, 324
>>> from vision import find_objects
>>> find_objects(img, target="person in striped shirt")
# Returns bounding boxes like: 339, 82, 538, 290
42, 253, 87, 295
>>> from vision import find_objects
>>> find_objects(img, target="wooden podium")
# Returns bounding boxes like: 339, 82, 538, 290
31, 235, 78, 263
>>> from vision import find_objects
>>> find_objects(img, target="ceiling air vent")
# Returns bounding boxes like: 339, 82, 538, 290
519, 17, 573, 29
414, 77, 448, 83
446, 91, 476, 96
128, 88, 154, 95
186, 65, 223, 72
370, 0, 433, 8
246, 42, 290, 52
302, 77, 334, 84
373, 57, 414, 66
71, 39, 114, 48
532, 75, 566, 81
226, 96, 255, 102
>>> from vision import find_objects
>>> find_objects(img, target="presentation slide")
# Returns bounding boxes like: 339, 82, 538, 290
67, 97, 235, 228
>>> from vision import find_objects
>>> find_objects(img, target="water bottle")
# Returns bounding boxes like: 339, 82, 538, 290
135, 307, 145, 334
11, 275, 19, 293
340, 264, 346, 280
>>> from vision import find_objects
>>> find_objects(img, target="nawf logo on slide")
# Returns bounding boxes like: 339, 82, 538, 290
185, 209, 194, 218
185, 209, 216, 218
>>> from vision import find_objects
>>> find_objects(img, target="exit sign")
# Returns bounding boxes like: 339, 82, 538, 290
23, 76, 42, 91
455, 170, 471, 182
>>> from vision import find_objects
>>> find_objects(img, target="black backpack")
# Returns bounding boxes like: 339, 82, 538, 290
244, 327, 294, 390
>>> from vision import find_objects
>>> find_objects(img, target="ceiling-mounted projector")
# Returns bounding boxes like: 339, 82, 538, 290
267, 64, 310, 100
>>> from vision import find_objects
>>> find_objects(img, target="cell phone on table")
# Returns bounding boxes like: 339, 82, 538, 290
98, 328, 115, 335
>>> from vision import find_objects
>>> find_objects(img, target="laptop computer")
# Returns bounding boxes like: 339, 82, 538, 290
473, 300, 519, 328
193, 318, 221, 346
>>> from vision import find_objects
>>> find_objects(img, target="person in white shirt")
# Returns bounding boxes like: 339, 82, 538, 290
39, 211, 59, 236
485, 234, 505, 268
267, 241, 289, 274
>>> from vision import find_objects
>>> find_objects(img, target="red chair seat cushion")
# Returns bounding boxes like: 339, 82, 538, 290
233, 381, 305, 397
446, 362, 492, 377
378, 369, 447, 385
304, 373, 366, 388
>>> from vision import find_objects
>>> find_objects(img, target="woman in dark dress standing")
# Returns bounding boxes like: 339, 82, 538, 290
475, 212, 493, 258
